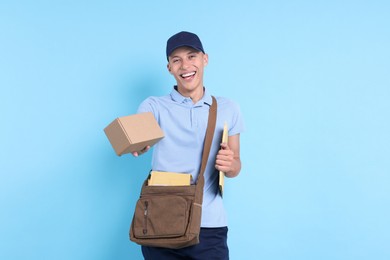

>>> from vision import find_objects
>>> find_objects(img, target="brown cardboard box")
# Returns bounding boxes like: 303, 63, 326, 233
104, 112, 164, 156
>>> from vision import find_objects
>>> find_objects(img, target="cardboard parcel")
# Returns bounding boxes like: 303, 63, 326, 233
104, 112, 164, 156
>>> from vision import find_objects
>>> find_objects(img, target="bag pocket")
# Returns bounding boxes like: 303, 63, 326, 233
132, 195, 190, 238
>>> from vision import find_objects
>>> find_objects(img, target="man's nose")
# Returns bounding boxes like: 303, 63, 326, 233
181, 59, 190, 69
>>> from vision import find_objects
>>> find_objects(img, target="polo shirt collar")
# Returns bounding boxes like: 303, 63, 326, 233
170, 86, 212, 106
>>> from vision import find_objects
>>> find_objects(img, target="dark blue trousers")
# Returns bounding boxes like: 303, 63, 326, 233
141, 227, 229, 260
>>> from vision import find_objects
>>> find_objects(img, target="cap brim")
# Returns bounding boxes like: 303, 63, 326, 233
167, 44, 204, 59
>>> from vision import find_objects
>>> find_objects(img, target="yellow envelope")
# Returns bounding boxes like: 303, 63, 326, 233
219, 122, 228, 196
148, 171, 192, 186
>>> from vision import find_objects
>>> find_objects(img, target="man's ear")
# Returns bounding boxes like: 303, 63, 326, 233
203, 53, 209, 67
167, 63, 172, 74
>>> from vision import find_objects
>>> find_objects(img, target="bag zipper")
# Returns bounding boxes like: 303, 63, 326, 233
143, 201, 148, 235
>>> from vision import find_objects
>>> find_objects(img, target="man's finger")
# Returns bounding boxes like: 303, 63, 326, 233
220, 143, 229, 149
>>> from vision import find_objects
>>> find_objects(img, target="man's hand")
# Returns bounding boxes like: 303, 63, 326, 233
215, 134, 241, 178
215, 143, 234, 172
132, 146, 151, 157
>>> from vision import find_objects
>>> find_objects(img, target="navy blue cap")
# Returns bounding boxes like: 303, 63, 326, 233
166, 31, 205, 60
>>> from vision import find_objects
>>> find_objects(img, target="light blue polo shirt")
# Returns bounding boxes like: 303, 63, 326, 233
137, 87, 244, 227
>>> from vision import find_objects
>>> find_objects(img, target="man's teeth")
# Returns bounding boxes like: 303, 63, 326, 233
181, 72, 196, 78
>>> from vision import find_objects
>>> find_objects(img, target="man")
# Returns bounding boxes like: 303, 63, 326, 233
133, 31, 244, 260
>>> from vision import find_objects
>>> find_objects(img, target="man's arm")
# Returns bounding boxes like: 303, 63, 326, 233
215, 134, 241, 178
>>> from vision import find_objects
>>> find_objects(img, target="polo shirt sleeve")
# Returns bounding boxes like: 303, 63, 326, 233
137, 97, 159, 119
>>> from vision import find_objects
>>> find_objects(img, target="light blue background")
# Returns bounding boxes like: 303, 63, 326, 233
1, 1, 389, 259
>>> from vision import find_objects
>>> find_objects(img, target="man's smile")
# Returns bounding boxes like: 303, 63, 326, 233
180, 71, 196, 79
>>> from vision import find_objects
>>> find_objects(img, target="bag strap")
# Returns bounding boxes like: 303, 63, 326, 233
195, 96, 217, 203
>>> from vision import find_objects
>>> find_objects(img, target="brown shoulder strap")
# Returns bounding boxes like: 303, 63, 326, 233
195, 96, 217, 202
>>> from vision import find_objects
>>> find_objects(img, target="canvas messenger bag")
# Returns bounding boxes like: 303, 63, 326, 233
129, 96, 217, 249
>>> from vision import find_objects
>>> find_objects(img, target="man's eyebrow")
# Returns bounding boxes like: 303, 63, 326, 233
170, 50, 200, 59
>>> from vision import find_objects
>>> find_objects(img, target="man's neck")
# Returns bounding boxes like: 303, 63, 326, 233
176, 85, 204, 103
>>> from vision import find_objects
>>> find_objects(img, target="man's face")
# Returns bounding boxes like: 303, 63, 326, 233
167, 46, 208, 95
